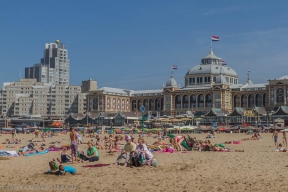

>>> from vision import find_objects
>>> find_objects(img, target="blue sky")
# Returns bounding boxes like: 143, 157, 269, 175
0, 1, 287, 90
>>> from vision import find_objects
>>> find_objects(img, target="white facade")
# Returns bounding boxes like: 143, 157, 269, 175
25, 41, 70, 85
0, 79, 86, 117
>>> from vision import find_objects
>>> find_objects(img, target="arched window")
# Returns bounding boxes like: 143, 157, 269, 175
175, 95, 181, 108
126, 99, 129, 110
198, 94, 204, 108
248, 94, 255, 108
112, 98, 116, 110
161, 98, 164, 110
277, 88, 284, 103
155, 99, 161, 111
149, 99, 155, 111
117, 98, 121, 110
263, 94, 266, 107
205, 94, 212, 107
234, 95, 240, 108
122, 99, 125, 110
137, 100, 142, 110
143, 99, 149, 109
190, 95, 196, 109
132, 100, 137, 111
256, 94, 263, 107
241, 95, 247, 108
213, 76, 216, 82
182, 95, 189, 108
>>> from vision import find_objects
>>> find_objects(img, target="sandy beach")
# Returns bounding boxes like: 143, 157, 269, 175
0, 132, 287, 192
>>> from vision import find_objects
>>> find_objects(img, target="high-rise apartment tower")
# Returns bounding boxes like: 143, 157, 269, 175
25, 40, 70, 85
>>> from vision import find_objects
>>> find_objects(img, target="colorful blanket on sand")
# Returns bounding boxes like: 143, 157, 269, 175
48, 147, 71, 151
82, 164, 110, 168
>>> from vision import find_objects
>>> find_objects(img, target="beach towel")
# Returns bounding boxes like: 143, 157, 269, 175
162, 147, 175, 153
82, 164, 110, 168
25, 150, 49, 156
48, 147, 71, 151
0, 150, 19, 157
215, 144, 225, 148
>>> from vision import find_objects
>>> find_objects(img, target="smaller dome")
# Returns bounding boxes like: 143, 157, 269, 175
215, 74, 227, 84
166, 76, 178, 87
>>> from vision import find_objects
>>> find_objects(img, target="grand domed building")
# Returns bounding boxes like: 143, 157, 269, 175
81, 48, 288, 125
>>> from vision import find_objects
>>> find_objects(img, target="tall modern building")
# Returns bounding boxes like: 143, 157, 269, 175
25, 40, 70, 85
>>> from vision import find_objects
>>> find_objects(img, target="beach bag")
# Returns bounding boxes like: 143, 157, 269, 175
131, 156, 141, 167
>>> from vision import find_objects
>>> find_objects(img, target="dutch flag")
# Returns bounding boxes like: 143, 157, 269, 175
221, 60, 227, 65
212, 36, 220, 41
172, 65, 178, 69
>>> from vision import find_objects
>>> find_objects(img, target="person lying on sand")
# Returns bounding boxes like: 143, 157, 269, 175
211, 145, 244, 152
241, 135, 260, 141
19, 147, 45, 156
58, 165, 83, 175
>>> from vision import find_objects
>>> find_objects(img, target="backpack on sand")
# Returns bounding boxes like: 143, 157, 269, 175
131, 156, 141, 167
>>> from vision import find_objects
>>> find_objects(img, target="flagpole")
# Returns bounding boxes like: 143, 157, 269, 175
171, 65, 173, 77
210, 37, 212, 50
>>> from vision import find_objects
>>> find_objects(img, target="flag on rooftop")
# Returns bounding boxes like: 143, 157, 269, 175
212, 36, 220, 41
172, 65, 178, 69
221, 60, 227, 65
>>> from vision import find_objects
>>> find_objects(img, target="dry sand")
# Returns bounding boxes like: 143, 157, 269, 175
0, 132, 287, 192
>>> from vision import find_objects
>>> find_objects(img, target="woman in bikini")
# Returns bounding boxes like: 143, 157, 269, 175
175, 135, 185, 151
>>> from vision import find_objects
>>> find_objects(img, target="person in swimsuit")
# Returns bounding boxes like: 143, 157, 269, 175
174, 135, 185, 151
58, 165, 83, 175
272, 129, 278, 147
69, 127, 78, 164
283, 131, 287, 146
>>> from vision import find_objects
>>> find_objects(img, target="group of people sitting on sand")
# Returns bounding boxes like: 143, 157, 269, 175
2, 138, 22, 144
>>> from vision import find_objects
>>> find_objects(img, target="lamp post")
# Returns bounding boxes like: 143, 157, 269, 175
224, 114, 228, 129
42, 115, 45, 129
269, 110, 275, 128
86, 112, 90, 127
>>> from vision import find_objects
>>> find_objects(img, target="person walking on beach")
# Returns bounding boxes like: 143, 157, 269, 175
272, 129, 278, 147
69, 127, 78, 164
282, 131, 287, 146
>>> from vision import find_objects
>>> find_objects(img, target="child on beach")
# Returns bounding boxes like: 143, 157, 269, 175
95, 138, 103, 149
60, 147, 71, 163
49, 161, 60, 173
58, 165, 83, 175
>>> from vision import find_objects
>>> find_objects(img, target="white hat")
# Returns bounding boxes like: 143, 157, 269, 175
125, 135, 131, 140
